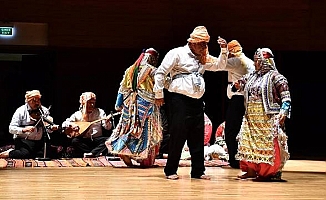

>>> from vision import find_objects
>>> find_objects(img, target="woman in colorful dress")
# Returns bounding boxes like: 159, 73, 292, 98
234, 48, 291, 181
105, 48, 162, 167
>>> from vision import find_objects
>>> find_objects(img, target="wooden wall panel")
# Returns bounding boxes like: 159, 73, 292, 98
1, 0, 325, 51
310, 1, 326, 50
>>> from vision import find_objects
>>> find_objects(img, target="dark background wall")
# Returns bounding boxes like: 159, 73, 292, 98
0, 0, 325, 159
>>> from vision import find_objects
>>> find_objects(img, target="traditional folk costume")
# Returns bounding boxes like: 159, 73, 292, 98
106, 48, 162, 167
235, 48, 291, 181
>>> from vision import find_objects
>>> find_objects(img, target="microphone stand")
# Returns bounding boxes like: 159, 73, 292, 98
35, 107, 52, 161
110, 111, 116, 129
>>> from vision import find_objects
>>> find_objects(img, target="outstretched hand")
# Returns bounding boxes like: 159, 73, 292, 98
217, 36, 227, 48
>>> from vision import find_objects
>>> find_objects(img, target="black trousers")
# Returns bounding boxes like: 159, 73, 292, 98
71, 136, 109, 157
9, 138, 53, 159
164, 92, 205, 177
158, 105, 170, 157
224, 95, 245, 168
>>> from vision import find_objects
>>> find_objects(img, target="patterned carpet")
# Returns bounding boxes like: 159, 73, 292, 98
0, 156, 111, 168
0, 156, 229, 168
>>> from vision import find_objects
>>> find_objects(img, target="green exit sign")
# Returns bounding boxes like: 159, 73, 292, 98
0, 27, 13, 35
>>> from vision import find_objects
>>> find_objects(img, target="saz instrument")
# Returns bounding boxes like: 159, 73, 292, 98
64, 112, 121, 138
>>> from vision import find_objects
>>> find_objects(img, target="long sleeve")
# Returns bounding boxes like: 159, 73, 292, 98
61, 111, 79, 128
9, 105, 51, 140
154, 45, 228, 99
9, 107, 26, 136
153, 48, 179, 99
204, 48, 228, 72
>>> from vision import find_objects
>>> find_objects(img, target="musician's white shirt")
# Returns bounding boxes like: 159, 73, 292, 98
62, 108, 112, 139
9, 104, 52, 140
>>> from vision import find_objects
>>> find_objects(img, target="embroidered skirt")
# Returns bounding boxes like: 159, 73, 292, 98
235, 100, 289, 175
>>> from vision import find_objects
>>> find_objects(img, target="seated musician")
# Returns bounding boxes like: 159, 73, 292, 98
0, 90, 59, 159
62, 92, 112, 158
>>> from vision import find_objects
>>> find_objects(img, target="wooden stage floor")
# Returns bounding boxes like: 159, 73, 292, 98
0, 159, 325, 200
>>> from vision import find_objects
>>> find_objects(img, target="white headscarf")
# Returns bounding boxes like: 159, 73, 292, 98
79, 92, 96, 120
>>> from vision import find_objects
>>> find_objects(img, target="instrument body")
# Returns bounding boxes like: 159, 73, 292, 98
19, 107, 60, 140
64, 112, 121, 138
30, 108, 59, 129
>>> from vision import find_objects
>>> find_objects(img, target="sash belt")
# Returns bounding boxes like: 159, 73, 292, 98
172, 73, 203, 80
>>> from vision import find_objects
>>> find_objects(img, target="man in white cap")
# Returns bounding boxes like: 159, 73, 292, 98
62, 92, 113, 158
0, 90, 59, 158
153, 26, 228, 180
